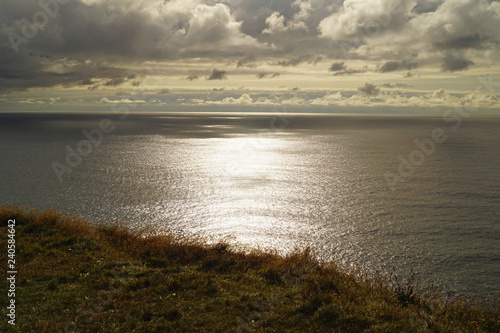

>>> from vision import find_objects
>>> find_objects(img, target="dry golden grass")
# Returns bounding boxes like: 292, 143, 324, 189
0, 205, 499, 332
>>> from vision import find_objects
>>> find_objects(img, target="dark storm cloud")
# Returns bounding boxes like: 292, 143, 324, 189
207, 69, 228, 80
276, 55, 312, 67
0, 0, 499, 94
433, 34, 488, 50
329, 62, 368, 75
0, 0, 150, 93
380, 83, 412, 88
79, 79, 95, 86
329, 62, 346, 72
0, 45, 127, 93
333, 67, 368, 76
276, 55, 321, 67
237, 56, 257, 68
0, 0, 262, 93
441, 54, 474, 72
256, 72, 280, 79
104, 77, 126, 87
333, 69, 365, 76
380, 60, 419, 73
358, 83, 380, 96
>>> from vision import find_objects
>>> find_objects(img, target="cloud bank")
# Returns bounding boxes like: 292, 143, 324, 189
0, 0, 499, 109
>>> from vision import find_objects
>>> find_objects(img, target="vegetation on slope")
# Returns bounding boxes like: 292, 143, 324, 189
0, 206, 499, 332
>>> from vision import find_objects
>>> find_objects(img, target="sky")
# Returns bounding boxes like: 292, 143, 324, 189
1, 0, 500, 114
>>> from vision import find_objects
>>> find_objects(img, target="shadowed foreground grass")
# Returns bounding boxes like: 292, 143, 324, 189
0, 206, 499, 332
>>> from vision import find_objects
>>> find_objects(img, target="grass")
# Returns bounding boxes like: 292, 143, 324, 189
0, 205, 499, 332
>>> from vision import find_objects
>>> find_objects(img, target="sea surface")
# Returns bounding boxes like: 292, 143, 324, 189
1, 113, 499, 300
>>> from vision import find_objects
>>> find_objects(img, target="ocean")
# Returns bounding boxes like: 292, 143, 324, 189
1, 113, 499, 300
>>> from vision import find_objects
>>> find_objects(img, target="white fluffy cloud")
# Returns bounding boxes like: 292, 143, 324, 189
184, 4, 264, 50
319, 0, 500, 69
319, 0, 415, 40
263, 12, 287, 34
99, 97, 146, 104
412, 0, 500, 47
206, 93, 254, 105
307, 89, 500, 108
263, 0, 315, 34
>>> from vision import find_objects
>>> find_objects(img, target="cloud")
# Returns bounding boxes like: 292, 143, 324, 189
411, 0, 443, 14
183, 4, 265, 52
357, 83, 380, 96
237, 56, 257, 68
276, 55, 321, 67
329, 62, 347, 72
332, 68, 368, 76
441, 53, 474, 72
415, 0, 500, 52
380, 60, 419, 73
257, 72, 280, 78
319, 0, 415, 41
104, 77, 126, 87
329, 61, 368, 75
0, 48, 127, 93
99, 97, 146, 104
182, 92, 307, 106
380, 83, 412, 88
79, 79, 95, 86
263, 12, 287, 34
18, 99, 44, 104
189, 98, 205, 104
262, 0, 314, 34
433, 34, 488, 50
0, 0, 266, 93
281, 96, 306, 105
1, 0, 499, 97
308, 89, 500, 108
148, 87, 500, 109
203, 93, 254, 105
185, 74, 199, 81
207, 69, 228, 80
310, 92, 343, 105
318, 0, 500, 68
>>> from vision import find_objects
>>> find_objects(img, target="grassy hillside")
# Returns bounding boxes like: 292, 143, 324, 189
0, 206, 498, 332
